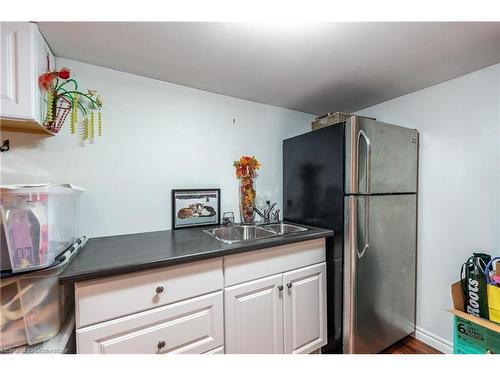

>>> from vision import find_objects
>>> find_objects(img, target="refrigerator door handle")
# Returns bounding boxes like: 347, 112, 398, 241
345, 195, 370, 353
357, 129, 371, 193
357, 197, 370, 259
346, 195, 357, 353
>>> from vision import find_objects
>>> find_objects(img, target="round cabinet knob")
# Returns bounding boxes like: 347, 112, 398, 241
287, 283, 292, 289
156, 286, 165, 294
278, 285, 283, 291
157, 340, 166, 350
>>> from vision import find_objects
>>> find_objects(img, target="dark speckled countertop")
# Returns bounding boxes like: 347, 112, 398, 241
59, 223, 334, 284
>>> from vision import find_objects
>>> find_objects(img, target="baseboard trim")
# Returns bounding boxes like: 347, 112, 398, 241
413, 326, 453, 354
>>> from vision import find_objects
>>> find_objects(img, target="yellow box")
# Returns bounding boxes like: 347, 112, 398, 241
487, 284, 500, 323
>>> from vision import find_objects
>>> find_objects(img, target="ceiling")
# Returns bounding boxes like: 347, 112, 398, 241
37, 22, 500, 115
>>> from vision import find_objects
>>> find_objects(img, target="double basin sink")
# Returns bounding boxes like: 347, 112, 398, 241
204, 223, 308, 244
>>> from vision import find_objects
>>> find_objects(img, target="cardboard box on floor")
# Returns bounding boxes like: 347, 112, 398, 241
449, 281, 500, 354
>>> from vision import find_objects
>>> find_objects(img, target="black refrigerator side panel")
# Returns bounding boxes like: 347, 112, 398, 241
283, 124, 345, 232
283, 124, 345, 354
323, 234, 344, 353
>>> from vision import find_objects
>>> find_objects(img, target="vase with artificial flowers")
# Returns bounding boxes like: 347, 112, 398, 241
38, 67, 103, 139
233, 156, 261, 224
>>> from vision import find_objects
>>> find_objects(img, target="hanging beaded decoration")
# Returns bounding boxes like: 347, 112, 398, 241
39, 56, 103, 141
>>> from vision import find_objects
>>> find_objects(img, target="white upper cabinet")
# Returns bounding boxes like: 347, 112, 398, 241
0, 22, 55, 127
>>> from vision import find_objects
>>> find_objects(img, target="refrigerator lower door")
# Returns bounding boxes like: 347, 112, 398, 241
343, 194, 416, 354
345, 116, 418, 195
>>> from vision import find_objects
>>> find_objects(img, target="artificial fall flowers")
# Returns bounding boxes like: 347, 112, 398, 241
38, 67, 103, 139
233, 156, 261, 178
233, 156, 261, 224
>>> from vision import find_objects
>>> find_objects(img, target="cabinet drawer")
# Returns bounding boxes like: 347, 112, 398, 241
77, 291, 223, 354
224, 238, 326, 286
75, 258, 223, 328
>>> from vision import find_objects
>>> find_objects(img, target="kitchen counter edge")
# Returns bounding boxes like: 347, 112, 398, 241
59, 225, 334, 284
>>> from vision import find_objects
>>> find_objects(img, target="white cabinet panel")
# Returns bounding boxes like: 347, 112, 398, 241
0, 22, 54, 123
224, 274, 284, 353
1, 22, 33, 119
77, 291, 223, 354
283, 262, 327, 354
75, 258, 223, 328
1, 29, 16, 102
224, 238, 325, 287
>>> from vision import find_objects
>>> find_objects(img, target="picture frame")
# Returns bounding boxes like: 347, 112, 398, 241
171, 189, 221, 229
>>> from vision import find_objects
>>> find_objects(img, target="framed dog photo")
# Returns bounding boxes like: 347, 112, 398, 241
171, 189, 221, 229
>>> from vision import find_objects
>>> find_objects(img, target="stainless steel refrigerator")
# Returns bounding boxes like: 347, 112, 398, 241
283, 116, 418, 354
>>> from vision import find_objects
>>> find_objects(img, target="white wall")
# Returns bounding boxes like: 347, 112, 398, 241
0, 58, 314, 237
2, 55, 498, 352
357, 63, 500, 352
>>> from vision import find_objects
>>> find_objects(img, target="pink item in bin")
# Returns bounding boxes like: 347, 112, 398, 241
8, 210, 40, 269
0, 183, 84, 273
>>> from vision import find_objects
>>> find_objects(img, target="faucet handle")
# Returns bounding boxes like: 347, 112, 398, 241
272, 209, 280, 223
222, 212, 235, 226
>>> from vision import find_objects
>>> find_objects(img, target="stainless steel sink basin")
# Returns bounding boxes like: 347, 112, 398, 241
263, 223, 308, 235
205, 223, 309, 243
205, 225, 276, 244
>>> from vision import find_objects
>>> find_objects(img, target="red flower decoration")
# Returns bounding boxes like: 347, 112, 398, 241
58, 68, 70, 80
38, 72, 56, 91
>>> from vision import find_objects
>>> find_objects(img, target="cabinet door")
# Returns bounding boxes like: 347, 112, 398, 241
0, 22, 54, 123
1, 22, 35, 120
224, 274, 284, 353
76, 291, 223, 354
283, 262, 327, 354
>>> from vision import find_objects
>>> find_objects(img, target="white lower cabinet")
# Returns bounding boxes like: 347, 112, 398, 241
74, 239, 327, 354
77, 291, 223, 354
224, 262, 327, 354
224, 274, 284, 354
283, 262, 327, 354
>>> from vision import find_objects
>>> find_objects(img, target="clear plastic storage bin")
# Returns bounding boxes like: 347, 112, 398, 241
0, 184, 83, 273
0, 245, 78, 351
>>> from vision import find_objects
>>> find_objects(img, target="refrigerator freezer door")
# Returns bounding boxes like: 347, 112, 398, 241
343, 194, 416, 354
345, 116, 418, 194
283, 124, 345, 231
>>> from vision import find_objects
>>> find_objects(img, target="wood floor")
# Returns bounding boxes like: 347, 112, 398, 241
381, 336, 442, 354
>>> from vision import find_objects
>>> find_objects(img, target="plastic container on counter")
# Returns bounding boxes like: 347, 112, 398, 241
0, 239, 84, 351
0, 184, 84, 273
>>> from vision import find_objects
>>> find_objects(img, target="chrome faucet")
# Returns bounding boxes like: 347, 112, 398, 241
253, 201, 279, 223
222, 212, 235, 226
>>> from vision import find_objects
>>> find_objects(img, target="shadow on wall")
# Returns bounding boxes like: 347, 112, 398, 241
0, 131, 51, 182
1, 131, 48, 150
